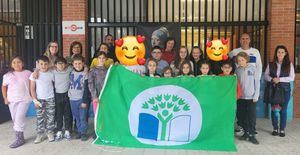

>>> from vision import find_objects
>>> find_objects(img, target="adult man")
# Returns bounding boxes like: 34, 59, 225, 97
229, 33, 262, 79
104, 34, 117, 62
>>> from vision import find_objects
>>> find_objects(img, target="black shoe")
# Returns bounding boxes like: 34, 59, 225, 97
279, 130, 285, 137
239, 133, 249, 141
81, 134, 88, 141
254, 131, 258, 134
249, 136, 259, 145
92, 133, 97, 140
272, 129, 279, 136
74, 133, 81, 139
234, 128, 241, 132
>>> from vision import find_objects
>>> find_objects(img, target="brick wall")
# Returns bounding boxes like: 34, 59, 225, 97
294, 74, 300, 118
62, 0, 88, 58
267, 0, 295, 61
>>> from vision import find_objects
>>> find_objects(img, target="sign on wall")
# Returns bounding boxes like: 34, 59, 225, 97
62, 21, 85, 35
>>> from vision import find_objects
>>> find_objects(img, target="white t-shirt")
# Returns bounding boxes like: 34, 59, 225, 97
30, 71, 54, 99
2, 70, 32, 103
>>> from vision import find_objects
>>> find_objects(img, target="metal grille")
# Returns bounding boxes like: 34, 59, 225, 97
88, 0, 268, 66
18, 0, 62, 69
0, 0, 20, 71
0, 0, 62, 71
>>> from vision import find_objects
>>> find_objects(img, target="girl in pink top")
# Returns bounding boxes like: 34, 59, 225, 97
1, 56, 32, 148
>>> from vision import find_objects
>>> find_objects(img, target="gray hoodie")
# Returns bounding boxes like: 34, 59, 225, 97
235, 64, 260, 100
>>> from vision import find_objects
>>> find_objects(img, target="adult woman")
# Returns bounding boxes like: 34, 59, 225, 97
66, 41, 83, 64
161, 37, 176, 64
43, 41, 59, 68
264, 45, 295, 137
170, 46, 193, 76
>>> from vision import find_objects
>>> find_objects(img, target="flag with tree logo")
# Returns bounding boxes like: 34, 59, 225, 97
93, 65, 237, 151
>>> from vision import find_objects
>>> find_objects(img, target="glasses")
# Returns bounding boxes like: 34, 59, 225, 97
50, 46, 58, 48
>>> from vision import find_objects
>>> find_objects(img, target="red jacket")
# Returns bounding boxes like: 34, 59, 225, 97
161, 49, 176, 64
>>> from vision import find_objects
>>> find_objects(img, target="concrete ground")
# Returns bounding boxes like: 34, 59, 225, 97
0, 118, 299, 155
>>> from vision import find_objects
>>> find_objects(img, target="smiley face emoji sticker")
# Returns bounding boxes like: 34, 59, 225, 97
115, 35, 146, 66
206, 39, 229, 61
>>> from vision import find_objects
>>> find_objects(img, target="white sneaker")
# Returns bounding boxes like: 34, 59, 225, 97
64, 130, 71, 140
47, 133, 54, 142
34, 134, 44, 144
55, 131, 63, 141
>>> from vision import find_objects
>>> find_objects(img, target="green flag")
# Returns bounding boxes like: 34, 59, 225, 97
94, 65, 237, 151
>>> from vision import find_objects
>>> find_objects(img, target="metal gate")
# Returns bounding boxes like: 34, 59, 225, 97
0, 0, 62, 122
0, 0, 62, 70
88, 0, 268, 66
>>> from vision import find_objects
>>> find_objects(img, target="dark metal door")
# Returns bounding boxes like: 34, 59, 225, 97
0, 0, 62, 122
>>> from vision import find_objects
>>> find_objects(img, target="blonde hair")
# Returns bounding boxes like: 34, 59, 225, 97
44, 41, 59, 57
236, 52, 249, 62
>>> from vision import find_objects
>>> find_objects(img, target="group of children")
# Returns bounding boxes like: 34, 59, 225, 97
2, 51, 109, 148
143, 46, 260, 144
2, 41, 261, 149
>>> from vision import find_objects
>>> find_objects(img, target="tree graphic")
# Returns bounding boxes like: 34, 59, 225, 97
142, 94, 191, 141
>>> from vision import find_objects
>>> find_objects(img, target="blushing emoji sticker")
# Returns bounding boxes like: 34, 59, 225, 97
115, 35, 146, 66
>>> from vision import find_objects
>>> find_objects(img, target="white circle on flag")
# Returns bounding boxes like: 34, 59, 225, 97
128, 85, 202, 146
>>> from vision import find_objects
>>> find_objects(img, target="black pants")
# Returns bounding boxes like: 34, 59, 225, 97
55, 92, 72, 131
237, 99, 256, 136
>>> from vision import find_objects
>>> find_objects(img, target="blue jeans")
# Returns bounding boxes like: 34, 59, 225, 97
70, 99, 87, 134
271, 83, 291, 131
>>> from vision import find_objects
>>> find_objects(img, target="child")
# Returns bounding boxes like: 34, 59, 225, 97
2, 56, 32, 148
90, 43, 114, 69
145, 46, 169, 75
199, 60, 212, 76
235, 52, 260, 145
219, 60, 242, 99
220, 60, 233, 76
30, 56, 55, 143
220, 60, 242, 134
145, 58, 160, 77
178, 60, 194, 77
170, 46, 193, 76
190, 46, 204, 76
162, 66, 173, 77
88, 51, 108, 115
69, 55, 90, 141
88, 51, 108, 139
53, 57, 73, 141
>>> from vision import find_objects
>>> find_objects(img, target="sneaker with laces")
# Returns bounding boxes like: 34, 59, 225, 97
249, 136, 259, 144
34, 134, 44, 144
64, 130, 71, 140
47, 133, 55, 142
55, 131, 63, 141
